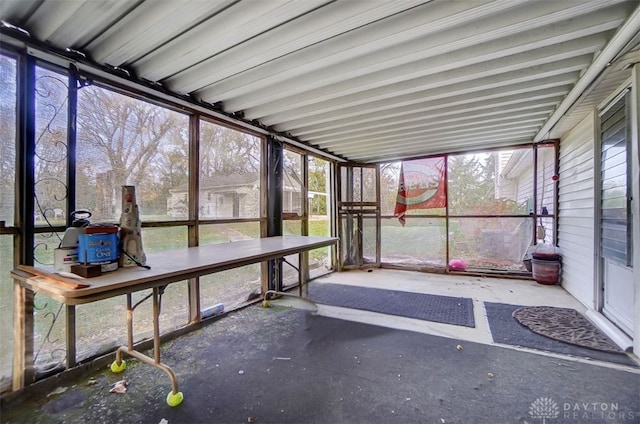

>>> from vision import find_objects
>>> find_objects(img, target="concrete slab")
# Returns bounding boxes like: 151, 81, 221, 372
3, 269, 639, 424
2, 307, 639, 424
277, 269, 636, 370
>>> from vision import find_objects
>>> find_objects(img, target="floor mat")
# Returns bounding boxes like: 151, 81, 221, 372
308, 283, 475, 327
484, 302, 636, 366
513, 306, 621, 353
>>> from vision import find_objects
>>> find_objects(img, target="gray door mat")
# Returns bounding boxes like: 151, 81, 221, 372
513, 306, 621, 353
484, 302, 637, 367
308, 282, 475, 327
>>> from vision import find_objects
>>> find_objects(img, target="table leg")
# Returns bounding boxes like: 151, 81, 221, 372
65, 305, 76, 368
298, 254, 303, 298
111, 288, 183, 407
300, 251, 309, 297
126, 293, 134, 350
263, 256, 317, 308
264, 256, 316, 309
111, 293, 133, 372
153, 287, 161, 363
274, 258, 281, 291
187, 278, 200, 324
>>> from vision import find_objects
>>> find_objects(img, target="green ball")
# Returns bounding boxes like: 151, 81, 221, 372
167, 391, 184, 407
110, 360, 126, 373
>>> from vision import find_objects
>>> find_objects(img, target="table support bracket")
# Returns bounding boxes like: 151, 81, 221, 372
110, 286, 183, 407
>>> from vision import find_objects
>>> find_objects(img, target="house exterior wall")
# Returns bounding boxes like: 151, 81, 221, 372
200, 192, 235, 218
500, 148, 555, 244
631, 65, 640, 354
558, 111, 596, 309
167, 185, 261, 218
495, 151, 518, 200
513, 165, 533, 208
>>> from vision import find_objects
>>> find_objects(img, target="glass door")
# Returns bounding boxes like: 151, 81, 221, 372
598, 89, 634, 336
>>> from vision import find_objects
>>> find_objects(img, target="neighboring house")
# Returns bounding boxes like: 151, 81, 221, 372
498, 146, 556, 246
167, 173, 302, 218
168, 173, 260, 218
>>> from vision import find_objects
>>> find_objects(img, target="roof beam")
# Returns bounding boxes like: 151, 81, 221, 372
168, 0, 432, 93
320, 120, 543, 151
274, 59, 584, 131
289, 71, 577, 137
255, 39, 601, 123
220, 2, 626, 111
310, 107, 553, 145
193, 0, 527, 99
341, 131, 538, 162
135, 0, 330, 82
86, 0, 236, 65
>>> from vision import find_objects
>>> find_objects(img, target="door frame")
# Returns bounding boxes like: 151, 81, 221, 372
336, 163, 380, 270
594, 81, 636, 338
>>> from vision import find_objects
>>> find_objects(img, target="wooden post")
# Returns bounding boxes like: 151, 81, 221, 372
188, 114, 200, 323
12, 284, 34, 390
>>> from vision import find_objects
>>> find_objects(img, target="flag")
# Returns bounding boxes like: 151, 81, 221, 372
394, 157, 446, 226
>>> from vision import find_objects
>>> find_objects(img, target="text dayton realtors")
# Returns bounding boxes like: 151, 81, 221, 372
563, 402, 636, 421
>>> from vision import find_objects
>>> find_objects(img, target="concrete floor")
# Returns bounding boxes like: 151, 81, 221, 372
2, 269, 639, 424
279, 269, 638, 371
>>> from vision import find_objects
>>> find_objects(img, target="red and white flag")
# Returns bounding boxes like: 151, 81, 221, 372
394, 157, 446, 226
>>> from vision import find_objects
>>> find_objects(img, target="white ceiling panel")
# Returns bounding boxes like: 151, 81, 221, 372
283, 64, 583, 133
0, 0, 40, 24
207, 1, 627, 110
1, 0, 638, 163
169, 0, 431, 94
135, 0, 333, 82
257, 51, 596, 125
86, 0, 237, 65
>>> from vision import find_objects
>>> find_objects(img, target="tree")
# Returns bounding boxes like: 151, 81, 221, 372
155, 128, 189, 212
76, 85, 185, 218
308, 157, 328, 215
200, 122, 260, 177
447, 154, 493, 214
447, 153, 521, 215
379, 162, 400, 215
33, 68, 69, 222
77, 86, 178, 187
0, 55, 17, 221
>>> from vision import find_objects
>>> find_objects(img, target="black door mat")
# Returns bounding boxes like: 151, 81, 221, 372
308, 283, 475, 327
484, 302, 637, 367
513, 306, 621, 353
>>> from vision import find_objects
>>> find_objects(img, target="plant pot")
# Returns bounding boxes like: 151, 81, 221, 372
532, 258, 561, 285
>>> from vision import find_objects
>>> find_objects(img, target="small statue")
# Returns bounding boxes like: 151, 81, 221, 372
119, 185, 147, 267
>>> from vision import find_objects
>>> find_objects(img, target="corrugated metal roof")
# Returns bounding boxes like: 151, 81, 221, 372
1, 0, 639, 162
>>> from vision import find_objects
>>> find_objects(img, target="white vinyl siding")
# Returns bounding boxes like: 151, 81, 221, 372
558, 111, 596, 308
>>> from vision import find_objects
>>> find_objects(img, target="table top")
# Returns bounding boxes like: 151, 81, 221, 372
11, 235, 337, 304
